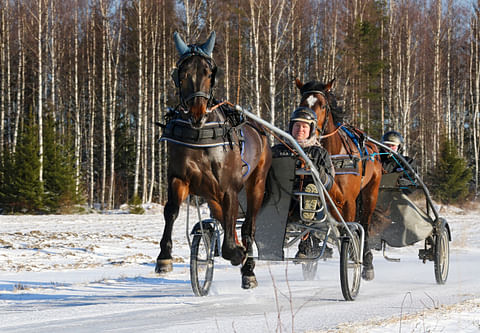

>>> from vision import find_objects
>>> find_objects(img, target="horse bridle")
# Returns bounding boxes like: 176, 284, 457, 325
301, 90, 331, 137
174, 51, 217, 108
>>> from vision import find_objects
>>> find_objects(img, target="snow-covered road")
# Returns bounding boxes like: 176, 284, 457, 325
0, 205, 479, 332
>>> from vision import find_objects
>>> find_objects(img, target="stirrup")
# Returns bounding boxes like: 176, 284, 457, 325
302, 184, 318, 220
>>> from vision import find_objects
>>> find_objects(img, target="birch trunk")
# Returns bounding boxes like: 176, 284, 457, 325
388, 0, 394, 128
1, 6, 5, 156
38, 0, 44, 184
13, 11, 24, 154
433, 0, 442, 164
50, 0, 56, 116
249, 0, 260, 116
148, 15, 158, 203
446, 0, 452, 142
88, 11, 96, 207
159, 2, 167, 203
142, 53, 148, 204
74, 0, 81, 195
474, 14, 480, 195
5, 0, 11, 146
133, 0, 143, 199
224, 21, 230, 102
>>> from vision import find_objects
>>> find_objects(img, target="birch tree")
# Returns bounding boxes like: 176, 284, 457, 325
133, 0, 143, 199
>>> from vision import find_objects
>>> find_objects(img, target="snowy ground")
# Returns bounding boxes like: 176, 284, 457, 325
0, 202, 479, 332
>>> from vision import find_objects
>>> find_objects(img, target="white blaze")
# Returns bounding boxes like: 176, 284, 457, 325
306, 95, 317, 108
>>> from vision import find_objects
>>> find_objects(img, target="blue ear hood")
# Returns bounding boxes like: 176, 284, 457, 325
174, 31, 216, 58
200, 31, 216, 57
174, 32, 189, 56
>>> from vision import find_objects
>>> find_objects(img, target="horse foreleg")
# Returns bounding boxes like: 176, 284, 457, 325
219, 191, 245, 266
155, 178, 189, 274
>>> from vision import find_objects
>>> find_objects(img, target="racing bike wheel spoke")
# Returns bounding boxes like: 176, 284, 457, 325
190, 230, 215, 296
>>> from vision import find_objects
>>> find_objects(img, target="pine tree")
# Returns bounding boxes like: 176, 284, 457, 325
431, 139, 472, 204
0, 114, 44, 213
43, 116, 82, 213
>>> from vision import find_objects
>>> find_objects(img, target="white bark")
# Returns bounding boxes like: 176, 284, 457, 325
100, 0, 107, 209
446, 0, 453, 142
249, 0, 260, 116
88, 10, 96, 207
106, 6, 123, 208
1, 5, 5, 156
148, 12, 158, 203
133, 0, 143, 199
74, 0, 80, 195
5, 0, 11, 147
159, 2, 167, 202
433, 0, 442, 164
224, 21, 230, 102
13, 10, 24, 154
50, 0, 56, 115
38, 0, 44, 184
265, 0, 294, 131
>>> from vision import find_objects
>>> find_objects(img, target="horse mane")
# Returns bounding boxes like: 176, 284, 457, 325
300, 81, 346, 124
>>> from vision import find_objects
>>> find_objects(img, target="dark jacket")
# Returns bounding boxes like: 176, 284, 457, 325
272, 143, 334, 191
380, 152, 417, 191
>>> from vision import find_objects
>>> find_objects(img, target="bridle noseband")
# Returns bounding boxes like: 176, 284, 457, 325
175, 51, 217, 108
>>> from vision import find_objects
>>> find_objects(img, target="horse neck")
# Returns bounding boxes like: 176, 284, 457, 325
321, 113, 344, 154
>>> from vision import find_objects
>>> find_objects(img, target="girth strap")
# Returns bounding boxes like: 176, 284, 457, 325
161, 119, 232, 148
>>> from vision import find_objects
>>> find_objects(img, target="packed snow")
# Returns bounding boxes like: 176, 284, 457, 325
0, 202, 479, 332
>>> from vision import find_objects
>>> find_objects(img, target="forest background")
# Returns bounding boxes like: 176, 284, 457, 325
0, 0, 478, 213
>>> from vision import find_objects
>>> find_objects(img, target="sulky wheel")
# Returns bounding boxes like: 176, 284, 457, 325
340, 231, 361, 301
434, 223, 450, 285
190, 229, 216, 296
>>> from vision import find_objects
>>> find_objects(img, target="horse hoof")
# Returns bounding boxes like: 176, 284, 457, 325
155, 259, 173, 274
361, 268, 375, 281
230, 255, 243, 266
242, 275, 258, 289
229, 249, 245, 266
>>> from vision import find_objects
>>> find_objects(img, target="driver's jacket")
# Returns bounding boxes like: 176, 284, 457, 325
271, 143, 334, 191
381, 153, 417, 192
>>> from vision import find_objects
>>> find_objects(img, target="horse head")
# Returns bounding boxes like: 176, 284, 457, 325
295, 78, 337, 137
173, 31, 217, 127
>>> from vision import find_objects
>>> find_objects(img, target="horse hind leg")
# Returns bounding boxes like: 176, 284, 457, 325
359, 174, 381, 281
240, 155, 271, 290
241, 237, 257, 289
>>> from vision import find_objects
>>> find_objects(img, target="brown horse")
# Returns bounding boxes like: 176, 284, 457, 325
155, 31, 271, 289
295, 78, 382, 280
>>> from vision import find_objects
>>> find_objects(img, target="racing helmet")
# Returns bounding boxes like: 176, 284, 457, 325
288, 107, 318, 139
381, 131, 404, 153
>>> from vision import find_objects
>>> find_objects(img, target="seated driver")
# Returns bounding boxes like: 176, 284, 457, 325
272, 107, 335, 259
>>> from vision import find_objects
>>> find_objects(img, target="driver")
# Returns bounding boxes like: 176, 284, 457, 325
380, 131, 417, 191
272, 107, 335, 259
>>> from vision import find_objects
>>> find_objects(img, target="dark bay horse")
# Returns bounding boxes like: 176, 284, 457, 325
295, 78, 382, 280
156, 31, 271, 289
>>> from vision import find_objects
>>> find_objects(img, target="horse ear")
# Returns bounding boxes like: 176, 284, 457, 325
174, 31, 189, 56
201, 31, 216, 57
325, 78, 336, 92
295, 78, 303, 89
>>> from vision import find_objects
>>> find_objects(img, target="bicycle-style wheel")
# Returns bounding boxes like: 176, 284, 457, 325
340, 232, 361, 301
190, 230, 216, 296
